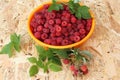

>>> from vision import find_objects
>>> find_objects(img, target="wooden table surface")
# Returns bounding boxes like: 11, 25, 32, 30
0, 0, 120, 80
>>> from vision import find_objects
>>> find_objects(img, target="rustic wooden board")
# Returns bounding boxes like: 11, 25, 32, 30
0, 0, 120, 80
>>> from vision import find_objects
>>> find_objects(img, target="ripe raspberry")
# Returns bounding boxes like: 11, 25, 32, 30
48, 12, 56, 19
37, 25, 43, 32
74, 36, 80, 42
34, 14, 42, 19
56, 37, 63, 44
51, 40, 57, 45
61, 21, 67, 27
67, 23, 72, 27
34, 32, 40, 39
43, 28, 49, 33
30, 22, 37, 28
79, 29, 86, 35
56, 32, 62, 36
70, 65, 76, 71
63, 59, 70, 64
48, 19, 54, 25
74, 32, 80, 36
69, 36, 74, 41
82, 20, 86, 25
41, 33, 48, 40
44, 23, 49, 28
80, 65, 88, 75
55, 18, 61, 24
62, 39, 69, 45
50, 33, 56, 37
44, 39, 51, 44
77, 24, 84, 29
71, 17, 77, 23
77, 20, 82, 24
55, 25, 62, 32
50, 28, 56, 33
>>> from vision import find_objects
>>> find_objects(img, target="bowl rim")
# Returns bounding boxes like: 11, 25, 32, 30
27, 1, 95, 49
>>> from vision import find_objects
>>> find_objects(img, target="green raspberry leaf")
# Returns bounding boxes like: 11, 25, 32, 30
10, 33, 21, 52
75, 11, 81, 19
78, 6, 91, 19
36, 59, 44, 68
51, 49, 69, 58
0, 42, 14, 57
48, 63, 62, 72
48, 56, 62, 66
28, 57, 37, 63
48, 3, 63, 12
29, 65, 39, 77
36, 45, 45, 55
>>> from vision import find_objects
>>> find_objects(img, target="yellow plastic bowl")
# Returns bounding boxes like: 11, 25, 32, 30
27, 1, 95, 49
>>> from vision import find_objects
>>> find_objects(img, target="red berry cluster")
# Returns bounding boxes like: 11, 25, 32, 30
30, 4, 92, 46
63, 59, 88, 76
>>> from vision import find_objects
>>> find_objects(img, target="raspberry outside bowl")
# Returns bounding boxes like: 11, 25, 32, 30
27, 0, 95, 49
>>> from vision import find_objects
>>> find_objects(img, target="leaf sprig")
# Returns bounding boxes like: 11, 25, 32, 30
68, 0, 91, 19
0, 33, 21, 57
28, 45, 92, 77
48, 0, 91, 19
48, 0, 63, 12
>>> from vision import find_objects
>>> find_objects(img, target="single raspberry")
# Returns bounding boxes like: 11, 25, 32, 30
77, 20, 82, 24
62, 28, 67, 33
62, 11, 67, 16
67, 23, 72, 27
69, 36, 74, 41
55, 32, 62, 36
71, 17, 77, 23
34, 32, 40, 39
64, 33, 69, 37
70, 65, 76, 71
82, 20, 86, 25
34, 14, 42, 19
55, 18, 61, 24
48, 12, 56, 19
44, 39, 51, 44
65, 13, 71, 18
30, 22, 37, 28
37, 25, 43, 32
61, 21, 67, 27
50, 28, 56, 33
74, 32, 80, 36
51, 40, 57, 45
62, 39, 69, 45
77, 23, 84, 29
63, 59, 70, 64
79, 29, 86, 35
44, 23, 49, 28
55, 25, 62, 32
80, 34, 86, 39
43, 28, 49, 33
80, 65, 88, 75
37, 19, 44, 24
50, 33, 56, 37
34, 29, 37, 32
56, 37, 63, 44
41, 33, 48, 40
74, 36, 80, 42
56, 13, 61, 18
48, 19, 54, 25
